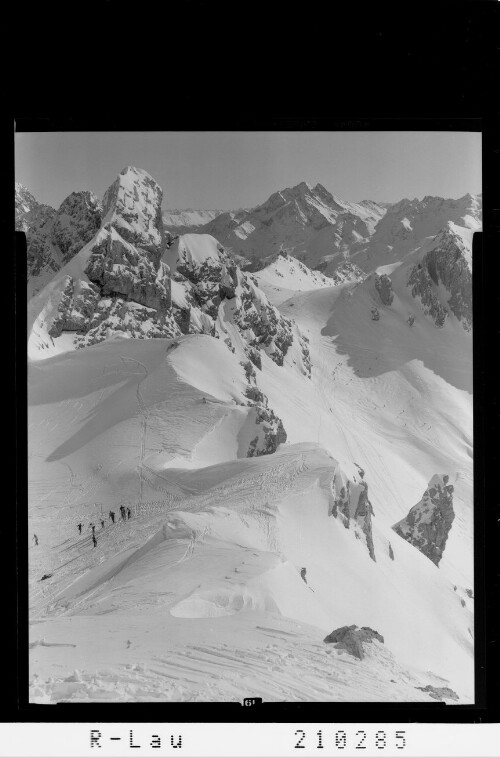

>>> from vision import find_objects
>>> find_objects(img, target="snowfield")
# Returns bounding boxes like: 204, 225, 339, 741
28, 280, 473, 703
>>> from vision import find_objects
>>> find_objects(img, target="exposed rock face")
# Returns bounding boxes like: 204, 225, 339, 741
330, 464, 376, 561
47, 168, 177, 346
407, 264, 447, 327
416, 685, 459, 702
15, 182, 39, 219
85, 227, 172, 313
323, 625, 384, 659
392, 474, 455, 566
374, 273, 394, 305
17, 183, 103, 297
243, 362, 287, 457
101, 166, 165, 259
165, 234, 311, 375
247, 405, 287, 457
52, 192, 102, 262
321, 259, 365, 284
407, 224, 473, 331
29, 169, 312, 380
19, 204, 59, 281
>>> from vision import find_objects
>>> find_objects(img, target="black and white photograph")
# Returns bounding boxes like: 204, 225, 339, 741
20, 129, 480, 705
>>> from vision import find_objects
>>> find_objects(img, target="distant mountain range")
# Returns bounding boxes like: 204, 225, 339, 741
19, 178, 481, 299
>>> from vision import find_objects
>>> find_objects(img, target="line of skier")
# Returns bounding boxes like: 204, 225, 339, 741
76, 506, 133, 547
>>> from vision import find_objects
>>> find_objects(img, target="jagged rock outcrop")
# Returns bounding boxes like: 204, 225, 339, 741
242, 360, 287, 457
15, 182, 39, 219
330, 464, 376, 561
374, 272, 394, 305
407, 264, 447, 327
415, 684, 459, 702
20, 204, 59, 281
17, 183, 103, 297
326, 260, 365, 284
392, 474, 455, 566
165, 234, 311, 374
323, 625, 384, 659
407, 224, 473, 331
38, 169, 178, 346
246, 405, 287, 457
52, 192, 102, 262
101, 166, 165, 258
28, 169, 312, 380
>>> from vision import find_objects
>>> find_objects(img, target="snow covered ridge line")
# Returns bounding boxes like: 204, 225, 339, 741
198, 180, 388, 270
27, 167, 312, 377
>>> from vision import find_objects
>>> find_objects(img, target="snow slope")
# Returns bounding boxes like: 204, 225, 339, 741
29, 277, 473, 703
163, 208, 224, 235
29, 437, 472, 704
252, 251, 338, 305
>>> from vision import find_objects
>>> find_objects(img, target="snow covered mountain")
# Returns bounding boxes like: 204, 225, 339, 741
249, 249, 341, 305
17, 183, 102, 297
198, 182, 387, 270
350, 193, 481, 274
163, 208, 224, 235
15, 181, 39, 218
27, 168, 311, 383
27, 166, 475, 705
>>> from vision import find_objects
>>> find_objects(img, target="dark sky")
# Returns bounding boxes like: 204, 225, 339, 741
15, 131, 481, 211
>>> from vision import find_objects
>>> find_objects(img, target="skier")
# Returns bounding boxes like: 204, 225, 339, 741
127, 507, 132, 520
77, 523, 82, 534
100, 519, 105, 529
33, 534, 39, 546
92, 534, 97, 548
109, 510, 115, 523
120, 505, 126, 521
89, 522, 96, 536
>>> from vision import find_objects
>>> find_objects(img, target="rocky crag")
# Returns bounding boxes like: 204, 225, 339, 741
242, 358, 287, 456
407, 224, 473, 331
323, 625, 384, 659
392, 474, 455, 566
28, 168, 311, 381
17, 183, 102, 297
330, 463, 376, 561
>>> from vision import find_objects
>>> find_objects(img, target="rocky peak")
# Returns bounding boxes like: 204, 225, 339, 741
101, 166, 166, 258
15, 182, 40, 219
29, 170, 312, 379
392, 474, 455, 566
20, 184, 103, 297
52, 191, 102, 263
